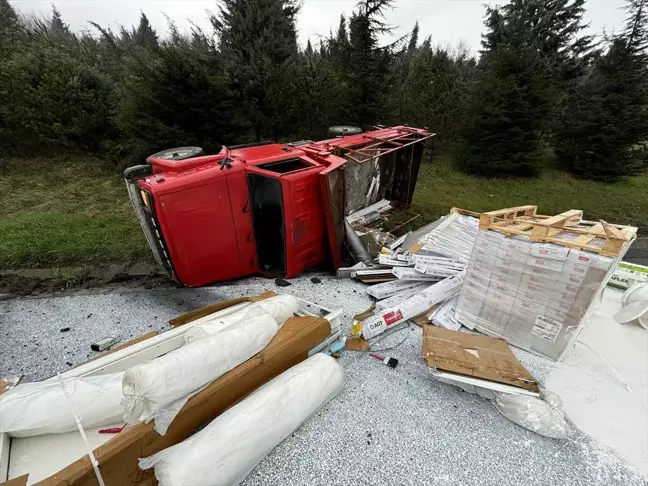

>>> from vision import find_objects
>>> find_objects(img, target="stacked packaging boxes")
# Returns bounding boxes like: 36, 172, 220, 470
455, 228, 623, 360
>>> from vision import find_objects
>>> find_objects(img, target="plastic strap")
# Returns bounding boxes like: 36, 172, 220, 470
57, 374, 107, 486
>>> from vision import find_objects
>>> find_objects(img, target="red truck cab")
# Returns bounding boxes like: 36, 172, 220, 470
125, 126, 434, 286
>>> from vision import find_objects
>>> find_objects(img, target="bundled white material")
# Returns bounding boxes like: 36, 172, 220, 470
375, 283, 428, 311
122, 314, 278, 432
0, 372, 124, 437
492, 389, 571, 439
139, 353, 345, 486
415, 212, 479, 263
366, 279, 426, 299
430, 297, 461, 331
184, 295, 298, 343
363, 272, 465, 339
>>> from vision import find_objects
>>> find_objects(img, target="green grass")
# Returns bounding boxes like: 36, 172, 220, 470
1, 153, 646, 269
0, 155, 150, 268
411, 155, 648, 233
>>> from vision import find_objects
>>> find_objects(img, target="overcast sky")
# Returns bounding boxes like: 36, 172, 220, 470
9, 0, 628, 52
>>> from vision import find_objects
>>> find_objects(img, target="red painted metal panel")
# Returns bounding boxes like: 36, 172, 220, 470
157, 181, 244, 286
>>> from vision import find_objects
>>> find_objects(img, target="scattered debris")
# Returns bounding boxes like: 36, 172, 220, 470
90, 336, 121, 352
274, 278, 292, 287
370, 353, 398, 368
310, 277, 322, 284
0, 375, 22, 396
344, 337, 370, 351
59, 327, 70, 333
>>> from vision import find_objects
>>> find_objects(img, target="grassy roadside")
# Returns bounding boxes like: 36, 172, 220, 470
0, 155, 150, 268
411, 155, 648, 231
1, 153, 646, 269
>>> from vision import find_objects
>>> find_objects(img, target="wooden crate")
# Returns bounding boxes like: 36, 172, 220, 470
452, 205, 637, 257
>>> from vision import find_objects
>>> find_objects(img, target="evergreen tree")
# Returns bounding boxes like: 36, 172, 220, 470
553, 0, 648, 181
458, 45, 549, 176
213, 0, 300, 141
132, 12, 159, 49
459, 0, 592, 176
49, 6, 70, 38
114, 37, 239, 163
345, 0, 394, 126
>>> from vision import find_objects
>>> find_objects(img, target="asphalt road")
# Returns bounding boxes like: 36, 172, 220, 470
1, 275, 646, 486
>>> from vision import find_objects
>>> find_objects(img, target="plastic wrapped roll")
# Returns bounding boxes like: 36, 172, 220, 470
184, 295, 299, 343
122, 313, 278, 428
0, 372, 124, 437
139, 353, 345, 486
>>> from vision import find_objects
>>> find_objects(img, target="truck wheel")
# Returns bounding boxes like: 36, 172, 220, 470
328, 126, 362, 136
146, 146, 204, 164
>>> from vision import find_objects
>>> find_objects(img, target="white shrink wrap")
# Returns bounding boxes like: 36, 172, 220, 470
122, 313, 278, 432
139, 353, 345, 486
0, 372, 124, 437
184, 295, 299, 343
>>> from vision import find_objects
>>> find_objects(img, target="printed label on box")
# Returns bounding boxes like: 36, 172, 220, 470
529, 243, 569, 261
532, 315, 563, 342
383, 309, 404, 326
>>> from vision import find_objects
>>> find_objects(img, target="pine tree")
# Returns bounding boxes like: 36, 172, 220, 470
458, 45, 550, 176
459, 0, 592, 177
213, 0, 300, 141
132, 12, 159, 49
553, 0, 648, 181
49, 6, 70, 38
407, 21, 419, 54
345, 0, 395, 126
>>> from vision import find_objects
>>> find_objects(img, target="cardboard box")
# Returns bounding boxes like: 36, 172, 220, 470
526, 255, 566, 272
422, 326, 539, 393
456, 223, 634, 361
362, 273, 465, 339
520, 272, 554, 292
529, 243, 569, 261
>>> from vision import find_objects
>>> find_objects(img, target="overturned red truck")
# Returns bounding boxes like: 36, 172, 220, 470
124, 126, 435, 286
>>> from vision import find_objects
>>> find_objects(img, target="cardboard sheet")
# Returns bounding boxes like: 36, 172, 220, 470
422, 326, 539, 393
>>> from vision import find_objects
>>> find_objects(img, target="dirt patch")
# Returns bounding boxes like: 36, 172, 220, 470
0, 263, 173, 298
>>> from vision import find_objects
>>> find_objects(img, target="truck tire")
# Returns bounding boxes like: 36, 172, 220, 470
328, 126, 362, 137
146, 146, 204, 164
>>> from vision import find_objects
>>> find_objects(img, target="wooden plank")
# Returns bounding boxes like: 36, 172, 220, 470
36, 316, 332, 486
535, 210, 583, 228
480, 206, 537, 229
168, 292, 277, 327
600, 220, 628, 241
572, 234, 597, 246
450, 207, 480, 217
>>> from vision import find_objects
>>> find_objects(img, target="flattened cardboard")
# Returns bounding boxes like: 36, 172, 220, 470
344, 337, 370, 351
30, 315, 330, 486
422, 326, 539, 392
3, 475, 28, 486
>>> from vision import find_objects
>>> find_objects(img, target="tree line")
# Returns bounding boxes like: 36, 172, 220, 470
0, 0, 646, 181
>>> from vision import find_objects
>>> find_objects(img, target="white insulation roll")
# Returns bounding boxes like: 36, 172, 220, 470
0, 372, 125, 437
122, 313, 278, 428
139, 353, 345, 486
184, 295, 299, 343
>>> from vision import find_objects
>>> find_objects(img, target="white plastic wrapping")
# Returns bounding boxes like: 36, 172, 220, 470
0, 372, 125, 437
139, 353, 345, 486
184, 295, 298, 343
122, 313, 278, 432
492, 389, 571, 439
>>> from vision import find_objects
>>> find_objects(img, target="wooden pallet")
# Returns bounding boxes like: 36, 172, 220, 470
452, 205, 637, 257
